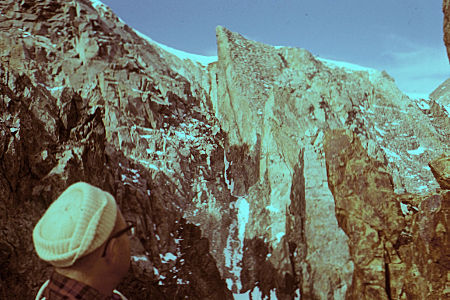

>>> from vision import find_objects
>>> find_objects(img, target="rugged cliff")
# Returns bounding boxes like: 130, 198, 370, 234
213, 26, 448, 299
0, 0, 230, 298
444, 0, 450, 61
0, 0, 448, 299
325, 130, 449, 299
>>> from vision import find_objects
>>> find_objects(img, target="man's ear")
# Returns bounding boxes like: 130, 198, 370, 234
105, 238, 119, 262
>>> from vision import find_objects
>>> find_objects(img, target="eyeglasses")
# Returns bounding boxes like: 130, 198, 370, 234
101, 220, 135, 257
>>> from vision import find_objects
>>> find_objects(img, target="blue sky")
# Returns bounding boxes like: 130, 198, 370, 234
100, 0, 449, 95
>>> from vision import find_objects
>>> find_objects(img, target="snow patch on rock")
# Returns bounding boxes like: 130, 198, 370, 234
407, 145, 427, 156
134, 30, 217, 66
317, 57, 377, 74
224, 197, 250, 293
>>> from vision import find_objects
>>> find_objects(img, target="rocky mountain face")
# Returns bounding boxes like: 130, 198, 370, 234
444, 0, 450, 61
0, 0, 448, 299
213, 26, 448, 299
0, 0, 230, 299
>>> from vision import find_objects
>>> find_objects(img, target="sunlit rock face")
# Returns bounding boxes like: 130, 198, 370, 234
214, 25, 448, 298
0, 0, 449, 299
325, 129, 449, 299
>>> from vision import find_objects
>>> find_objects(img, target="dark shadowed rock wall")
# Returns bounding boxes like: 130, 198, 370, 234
0, 0, 231, 298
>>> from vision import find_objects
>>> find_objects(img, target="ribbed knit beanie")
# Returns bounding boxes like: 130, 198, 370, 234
33, 182, 118, 267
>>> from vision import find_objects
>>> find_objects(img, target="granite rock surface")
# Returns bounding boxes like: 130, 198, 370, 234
325, 129, 449, 299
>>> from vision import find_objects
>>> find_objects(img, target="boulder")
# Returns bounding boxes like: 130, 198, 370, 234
429, 154, 450, 189
214, 25, 448, 299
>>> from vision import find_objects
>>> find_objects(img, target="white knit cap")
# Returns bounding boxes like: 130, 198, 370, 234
33, 182, 118, 267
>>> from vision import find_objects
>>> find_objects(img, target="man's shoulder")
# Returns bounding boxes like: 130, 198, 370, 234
35, 277, 128, 300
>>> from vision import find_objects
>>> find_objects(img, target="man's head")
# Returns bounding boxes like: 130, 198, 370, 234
33, 182, 131, 287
